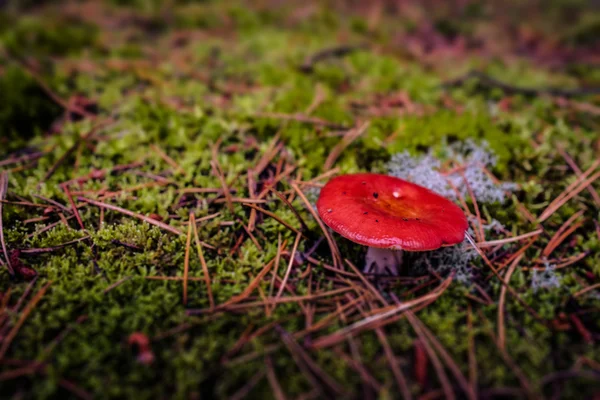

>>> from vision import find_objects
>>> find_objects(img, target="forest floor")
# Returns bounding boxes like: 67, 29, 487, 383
1, 0, 600, 398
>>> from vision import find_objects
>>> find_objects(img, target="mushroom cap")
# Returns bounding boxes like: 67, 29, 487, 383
316, 173, 468, 251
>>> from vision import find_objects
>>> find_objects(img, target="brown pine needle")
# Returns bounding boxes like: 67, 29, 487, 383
323, 122, 369, 170
19, 236, 90, 254
242, 203, 304, 237
253, 112, 348, 129
574, 282, 600, 298
222, 258, 275, 306
239, 220, 263, 251
344, 259, 387, 306
467, 305, 477, 398
178, 188, 237, 194
558, 147, 600, 206
192, 217, 215, 311
461, 171, 485, 243
79, 197, 186, 237
265, 356, 287, 400
477, 228, 543, 248
247, 170, 258, 231
61, 185, 86, 232
466, 233, 546, 325
222, 240, 288, 308
295, 293, 366, 337
498, 254, 524, 351
188, 287, 352, 314
253, 134, 281, 177
267, 234, 283, 316
334, 348, 383, 391
229, 370, 266, 400
289, 182, 342, 268
103, 276, 132, 294
268, 187, 310, 233
183, 214, 194, 305
311, 276, 452, 348
275, 232, 302, 301
375, 328, 412, 399
542, 211, 585, 257
408, 311, 475, 400
478, 312, 536, 398
538, 162, 600, 222
0, 172, 13, 276
276, 326, 346, 397
211, 140, 234, 213
404, 312, 455, 400
0, 281, 52, 359
149, 144, 185, 175
529, 251, 588, 270
256, 165, 297, 200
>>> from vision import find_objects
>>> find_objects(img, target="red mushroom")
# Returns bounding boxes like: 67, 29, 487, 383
316, 173, 468, 275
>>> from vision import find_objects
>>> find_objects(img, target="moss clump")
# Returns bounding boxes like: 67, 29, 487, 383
0, 66, 62, 152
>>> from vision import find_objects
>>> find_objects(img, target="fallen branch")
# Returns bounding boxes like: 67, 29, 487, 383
299, 44, 367, 73
442, 71, 600, 98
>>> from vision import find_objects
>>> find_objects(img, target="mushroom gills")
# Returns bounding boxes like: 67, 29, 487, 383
364, 247, 403, 276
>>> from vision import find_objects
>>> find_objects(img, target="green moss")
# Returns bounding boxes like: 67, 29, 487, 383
1, 0, 600, 398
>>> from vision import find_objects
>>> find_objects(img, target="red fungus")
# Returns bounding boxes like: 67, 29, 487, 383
128, 332, 155, 365
317, 173, 468, 275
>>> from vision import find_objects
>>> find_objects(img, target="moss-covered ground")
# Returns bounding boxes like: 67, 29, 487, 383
1, 0, 600, 398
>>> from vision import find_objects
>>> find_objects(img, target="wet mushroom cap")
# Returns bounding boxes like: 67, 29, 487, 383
316, 173, 468, 251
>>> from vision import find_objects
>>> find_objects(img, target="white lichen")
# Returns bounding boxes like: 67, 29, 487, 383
387, 139, 517, 204
305, 185, 321, 211
531, 260, 561, 293
412, 235, 479, 284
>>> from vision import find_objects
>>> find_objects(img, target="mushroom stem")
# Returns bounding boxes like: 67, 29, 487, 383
364, 247, 403, 276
